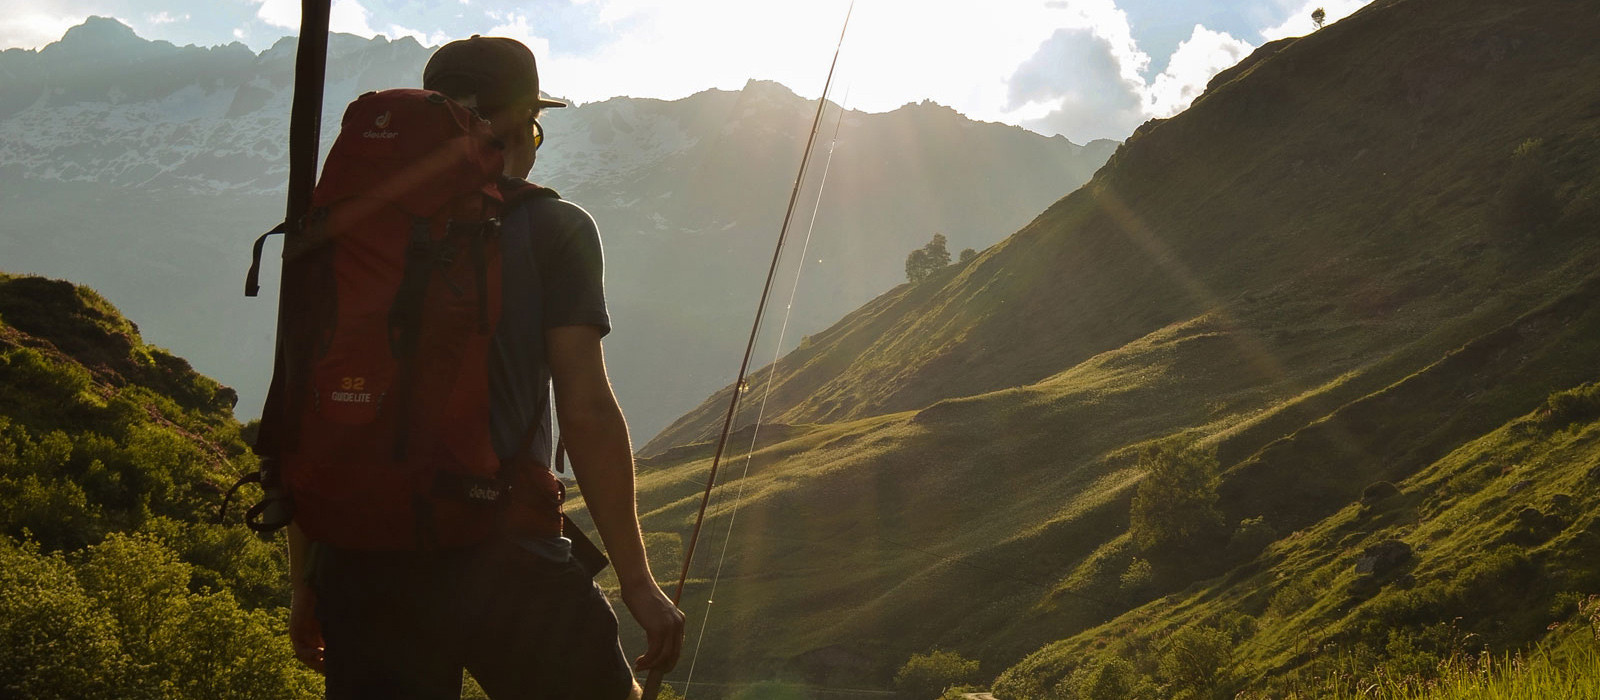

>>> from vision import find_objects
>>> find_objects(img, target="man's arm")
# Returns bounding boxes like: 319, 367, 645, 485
547, 324, 685, 673
286, 521, 325, 673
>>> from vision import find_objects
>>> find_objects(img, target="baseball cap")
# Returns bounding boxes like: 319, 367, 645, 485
423, 35, 568, 111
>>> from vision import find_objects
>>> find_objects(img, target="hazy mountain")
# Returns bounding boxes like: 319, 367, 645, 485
620, 0, 1600, 693
0, 17, 1116, 441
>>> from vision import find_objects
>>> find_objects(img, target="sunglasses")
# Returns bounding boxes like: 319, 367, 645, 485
529, 116, 544, 150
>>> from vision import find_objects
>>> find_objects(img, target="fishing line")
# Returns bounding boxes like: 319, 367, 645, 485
643, 4, 856, 698
681, 86, 853, 694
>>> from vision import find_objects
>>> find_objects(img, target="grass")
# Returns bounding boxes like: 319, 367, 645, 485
1245, 617, 1600, 699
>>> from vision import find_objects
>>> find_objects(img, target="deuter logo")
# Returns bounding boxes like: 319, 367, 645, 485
465, 484, 502, 502
363, 111, 399, 139
331, 390, 373, 404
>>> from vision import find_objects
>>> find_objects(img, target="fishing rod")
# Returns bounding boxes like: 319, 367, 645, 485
642, 3, 856, 698
680, 85, 852, 692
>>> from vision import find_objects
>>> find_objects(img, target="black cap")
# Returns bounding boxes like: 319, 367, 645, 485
423, 35, 567, 110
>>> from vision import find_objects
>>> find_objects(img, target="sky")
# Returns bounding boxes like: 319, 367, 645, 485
0, 0, 1374, 142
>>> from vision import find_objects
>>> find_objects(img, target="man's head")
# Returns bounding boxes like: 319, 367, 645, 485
424, 35, 565, 177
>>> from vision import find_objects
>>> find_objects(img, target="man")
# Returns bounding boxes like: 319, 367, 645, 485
285, 35, 685, 699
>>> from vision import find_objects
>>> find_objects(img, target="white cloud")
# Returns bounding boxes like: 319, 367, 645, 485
1002, 6, 1255, 141
233, 27, 247, 40
1007, 27, 1146, 142
253, 0, 298, 29
1260, 0, 1375, 41
0, 11, 85, 50
146, 12, 189, 26
484, 11, 552, 58
253, 0, 379, 38
386, 23, 451, 47
253, 0, 452, 43
330, 0, 378, 37
1145, 24, 1254, 117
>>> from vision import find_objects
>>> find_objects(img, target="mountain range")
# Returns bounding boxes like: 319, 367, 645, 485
0, 17, 1117, 441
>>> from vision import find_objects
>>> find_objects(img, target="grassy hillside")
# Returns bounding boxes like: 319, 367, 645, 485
646, 0, 1600, 454
0, 272, 316, 698
615, 0, 1600, 696
995, 380, 1600, 698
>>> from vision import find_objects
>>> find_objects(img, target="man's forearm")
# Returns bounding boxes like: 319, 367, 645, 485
288, 521, 312, 589
560, 397, 655, 587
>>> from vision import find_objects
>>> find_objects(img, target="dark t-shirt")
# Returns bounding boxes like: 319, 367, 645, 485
487, 195, 610, 465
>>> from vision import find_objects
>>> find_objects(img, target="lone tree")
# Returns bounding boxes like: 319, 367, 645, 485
905, 233, 953, 283
959, 247, 978, 264
1311, 7, 1326, 29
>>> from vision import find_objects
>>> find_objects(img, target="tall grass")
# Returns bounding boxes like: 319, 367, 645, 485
1245, 600, 1600, 699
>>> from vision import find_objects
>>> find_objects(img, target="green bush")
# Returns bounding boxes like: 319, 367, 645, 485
1266, 578, 1317, 619
1534, 382, 1600, 431
1158, 625, 1235, 699
0, 532, 317, 699
1227, 516, 1279, 559
895, 649, 981, 699
0, 536, 128, 699
1066, 657, 1157, 700
1492, 138, 1561, 237
1121, 557, 1155, 592
1130, 443, 1225, 552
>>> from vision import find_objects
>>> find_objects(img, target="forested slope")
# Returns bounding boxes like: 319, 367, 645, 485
0, 272, 316, 698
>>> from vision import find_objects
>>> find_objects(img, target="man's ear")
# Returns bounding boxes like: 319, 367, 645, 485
489, 104, 533, 140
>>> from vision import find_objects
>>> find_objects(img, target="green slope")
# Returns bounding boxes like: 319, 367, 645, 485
645, 0, 1600, 455
0, 272, 317, 697
617, 0, 1600, 695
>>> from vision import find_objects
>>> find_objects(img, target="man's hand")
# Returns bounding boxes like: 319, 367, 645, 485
620, 578, 685, 672
289, 581, 326, 673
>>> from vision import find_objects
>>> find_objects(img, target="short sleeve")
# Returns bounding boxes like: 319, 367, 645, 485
528, 198, 611, 335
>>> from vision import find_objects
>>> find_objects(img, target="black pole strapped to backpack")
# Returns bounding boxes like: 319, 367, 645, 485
225, 0, 333, 530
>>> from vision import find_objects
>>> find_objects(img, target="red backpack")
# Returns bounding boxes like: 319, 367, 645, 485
236, 88, 560, 550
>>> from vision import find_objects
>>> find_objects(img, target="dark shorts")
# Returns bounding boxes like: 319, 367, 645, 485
312, 539, 635, 700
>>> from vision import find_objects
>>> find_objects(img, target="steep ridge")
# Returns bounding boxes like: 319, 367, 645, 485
618, 0, 1600, 693
645, 0, 1600, 453
0, 20, 1114, 440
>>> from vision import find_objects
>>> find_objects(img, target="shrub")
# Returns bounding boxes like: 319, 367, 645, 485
1267, 579, 1316, 619
895, 649, 981, 699
1361, 481, 1402, 505
1067, 657, 1156, 700
1130, 442, 1225, 552
1121, 557, 1155, 592
1492, 138, 1561, 237
1158, 625, 1235, 698
0, 536, 128, 698
1534, 382, 1600, 431
1227, 516, 1279, 559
